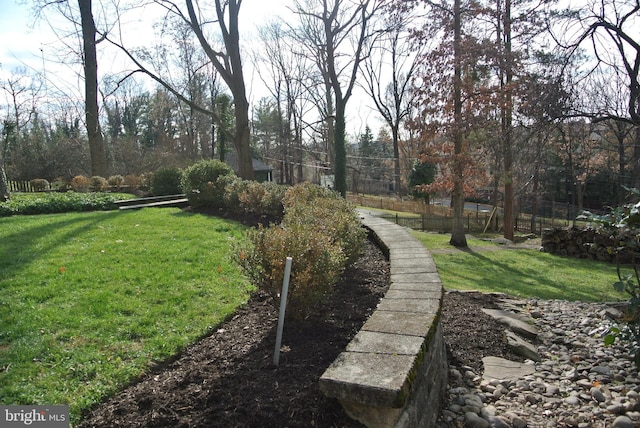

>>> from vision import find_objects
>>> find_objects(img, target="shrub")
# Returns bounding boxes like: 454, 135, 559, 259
0, 192, 129, 216
90, 176, 109, 192
221, 175, 250, 215
181, 160, 235, 208
238, 181, 268, 214
282, 181, 339, 209
71, 175, 91, 193
123, 174, 141, 191
585, 187, 640, 367
139, 173, 152, 191
29, 179, 50, 192
234, 182, 366, 319
151, 167, 183, 196
235, 224, 346, 320
260, 182, 287, 218
222, 178, 286, 219
108, 175, 125, 190
284, 196, 366, 264
51, 177, 69, 191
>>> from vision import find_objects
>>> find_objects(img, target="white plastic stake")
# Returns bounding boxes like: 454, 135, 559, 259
273, 257, 293, 366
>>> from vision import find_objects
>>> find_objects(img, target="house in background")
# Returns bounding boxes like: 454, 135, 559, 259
223, 152, 274, 183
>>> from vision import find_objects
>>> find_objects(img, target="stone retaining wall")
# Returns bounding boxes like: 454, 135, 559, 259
319, 211, 448, 428
541, 226, 638, 264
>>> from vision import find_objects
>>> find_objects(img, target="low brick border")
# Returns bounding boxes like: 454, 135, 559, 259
319, 211, 448, 428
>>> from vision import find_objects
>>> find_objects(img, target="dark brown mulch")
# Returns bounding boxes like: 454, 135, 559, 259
78, 211, 517, 427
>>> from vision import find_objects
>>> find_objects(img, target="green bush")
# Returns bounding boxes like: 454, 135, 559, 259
260, 182, 287, 218
238, 181, 286, 218
284, 197, 366, 264
0, 192, 131, 216
235, 224, 346, 320
29, 179, 50, 192
585, 187, 640, 367
151, 167, 183, 196
181, 160, 235, 208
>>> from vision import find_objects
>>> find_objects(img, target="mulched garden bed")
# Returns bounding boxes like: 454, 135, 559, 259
79, 210, 514, 427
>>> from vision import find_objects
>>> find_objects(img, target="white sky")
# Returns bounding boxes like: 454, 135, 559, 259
0, 0, 291, 88
0, 0, 377, 135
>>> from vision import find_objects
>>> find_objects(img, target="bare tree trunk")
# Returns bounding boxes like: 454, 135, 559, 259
392, 126, 402, 195
500, 0, 515, 241
78, 0, 107, 178
334, 102, 347, 196
185, 0, 254, 179
450, 0, 467, 247
530, 135, 542, 234
0, 162, 9, 201
634, 126, 640, 189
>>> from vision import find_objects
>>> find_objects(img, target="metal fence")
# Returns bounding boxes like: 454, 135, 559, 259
374, 211, 575, 235
348, 191, 586, 236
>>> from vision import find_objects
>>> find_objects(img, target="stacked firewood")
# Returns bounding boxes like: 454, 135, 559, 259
541, 226, 640, 264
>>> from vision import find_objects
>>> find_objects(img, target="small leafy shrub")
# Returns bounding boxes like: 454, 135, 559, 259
238, 181, 268, 214
181, 160, 234, 208
221, 175, 250, 214
260, 182, 287, 218
235, 224, 346, 320
71, 175, 91, 193
29, 179, 49, 192
282, 181, 339, 209
586, 187, 640, 367
222, 178, 286, 218
90, 176, 109, 192
151, 167, 183, 196
234, 182, 366, 319
605, 276, 640, 367
284, 196, 366, 263
108, 175, 125, 191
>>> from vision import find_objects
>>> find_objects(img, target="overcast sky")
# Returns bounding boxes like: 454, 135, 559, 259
0, 0, 380, 135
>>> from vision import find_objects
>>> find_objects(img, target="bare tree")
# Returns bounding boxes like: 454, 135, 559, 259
106, 0, 254, 179
0, 68, 43, 199
253, 21, 311, 184
293, 0, 385, 196
361, 9, 422, 195
35, 0, 109, 177
554, 0, 640, 186
78, 0, 107, 177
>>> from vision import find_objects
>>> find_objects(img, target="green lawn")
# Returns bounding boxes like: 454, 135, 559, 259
0, 205, 629, 423
0, 208, 252, 422
411, 231, 627, 302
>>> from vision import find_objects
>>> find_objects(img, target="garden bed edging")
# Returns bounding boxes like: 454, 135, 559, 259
319, 211, 448, 428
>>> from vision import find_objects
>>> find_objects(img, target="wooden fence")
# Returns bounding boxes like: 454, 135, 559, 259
7, 180, 46, 192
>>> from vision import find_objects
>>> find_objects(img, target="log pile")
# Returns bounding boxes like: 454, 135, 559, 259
541, 226, 640, 264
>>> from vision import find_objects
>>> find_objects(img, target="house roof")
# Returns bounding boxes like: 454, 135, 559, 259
223, 152, 273, 173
